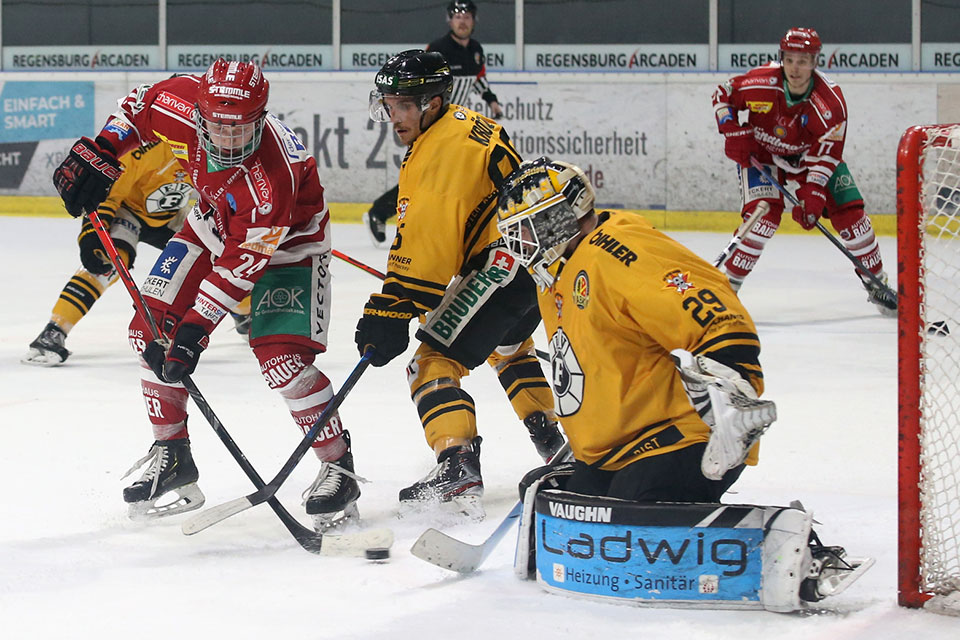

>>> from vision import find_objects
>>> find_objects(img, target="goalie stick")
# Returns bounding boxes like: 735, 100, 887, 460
182, 349, 374, 535
88, 211, 389, 555
748, 158, 898, 304
712, 199, 770, 268
410, 443, 570, 573
332, 247, 551, 362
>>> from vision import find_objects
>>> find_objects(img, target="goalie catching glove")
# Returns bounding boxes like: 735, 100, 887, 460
671, 349, 777, 481
354, 293, 417, 367
53, 137, 123, 218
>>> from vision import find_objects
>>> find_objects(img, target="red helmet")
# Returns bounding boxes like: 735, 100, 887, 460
195, 58, 269, 167
780, 27, 822, 57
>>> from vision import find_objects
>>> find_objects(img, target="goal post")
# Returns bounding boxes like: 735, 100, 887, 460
897, 124, 960, 615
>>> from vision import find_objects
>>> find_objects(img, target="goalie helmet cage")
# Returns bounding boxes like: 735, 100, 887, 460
897, 123, 960, 615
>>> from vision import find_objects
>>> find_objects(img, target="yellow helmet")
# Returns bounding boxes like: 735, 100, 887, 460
496, 157, 595, 289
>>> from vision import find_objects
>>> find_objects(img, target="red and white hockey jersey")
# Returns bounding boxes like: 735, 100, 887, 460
712, 63, 848, 188
95, 75, 330, 332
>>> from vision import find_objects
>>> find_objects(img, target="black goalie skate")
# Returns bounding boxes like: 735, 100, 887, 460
861, 271, 898, 317
303, 431, 364, 532
799, 533, 876, 603
22, 322, 71, 367
122, 438, 205, 520
399, 437, 484, 521
524, 412, 567, 462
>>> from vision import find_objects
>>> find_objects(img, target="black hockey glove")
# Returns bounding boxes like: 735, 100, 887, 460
142, 323, 209, 383
355, 293, 417, 367
53, 136, 122, 218
77, 219, 114, 275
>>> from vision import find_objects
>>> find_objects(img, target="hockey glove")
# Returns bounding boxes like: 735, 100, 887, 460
354, 293, 417, 367
77, 219, 114, 275
792, 181, 829, 230
721, 123, 760, 168
142, 323, 209, 383
53, 137, 122, 218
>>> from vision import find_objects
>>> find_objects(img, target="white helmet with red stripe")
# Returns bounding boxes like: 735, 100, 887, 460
195, 58, 269, 167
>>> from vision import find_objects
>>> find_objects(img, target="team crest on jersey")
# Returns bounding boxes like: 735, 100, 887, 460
554, 292, 563, 320
663, 269, 696, 295
396, 197, 410, 221
145, 182, 193, 214
746, 101, 773, 114
572, 271, 590, 309
549, 328, 584, 417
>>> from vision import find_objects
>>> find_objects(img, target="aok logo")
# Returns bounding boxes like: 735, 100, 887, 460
540, 521, 751, 577
256, 287, 305, 311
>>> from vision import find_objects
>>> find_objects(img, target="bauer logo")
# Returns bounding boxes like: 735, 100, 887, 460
535, 513, 762, 603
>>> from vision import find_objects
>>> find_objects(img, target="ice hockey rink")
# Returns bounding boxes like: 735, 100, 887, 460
1, 216, 957, 639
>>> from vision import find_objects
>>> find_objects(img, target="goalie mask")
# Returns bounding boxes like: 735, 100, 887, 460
369, 50, 453, 124
196, 58, 269, 168
496, 157, 595, 290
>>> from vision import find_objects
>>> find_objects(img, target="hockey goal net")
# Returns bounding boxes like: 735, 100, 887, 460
898, 124, 960, 615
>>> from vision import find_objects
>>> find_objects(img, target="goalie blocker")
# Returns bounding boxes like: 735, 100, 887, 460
515, 476, 873, 612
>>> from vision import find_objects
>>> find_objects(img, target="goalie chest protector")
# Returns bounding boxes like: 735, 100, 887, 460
531, 490, 774, 609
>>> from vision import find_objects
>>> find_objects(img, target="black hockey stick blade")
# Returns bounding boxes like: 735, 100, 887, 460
411, 500, 523, 573
182, 350, 373, 535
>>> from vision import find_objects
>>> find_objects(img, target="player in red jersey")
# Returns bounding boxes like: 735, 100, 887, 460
712, 27, 896, 316
52, 59, 362, 528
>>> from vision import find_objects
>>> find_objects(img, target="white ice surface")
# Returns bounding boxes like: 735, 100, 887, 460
1, 217, 956, 639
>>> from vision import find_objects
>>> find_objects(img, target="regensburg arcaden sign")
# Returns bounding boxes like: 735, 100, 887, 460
6, 43, 960, 72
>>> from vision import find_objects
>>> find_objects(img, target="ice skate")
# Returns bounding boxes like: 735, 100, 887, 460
122, 438, 205, 520
860, 271, 898, 317
22, 322, 71, 367
303, 432, 364, 532
230, 312, 251, 336
523, 412, 567, 462
362, 210, 387, 247
399, 437, 484, 521
799, 534, 875, 603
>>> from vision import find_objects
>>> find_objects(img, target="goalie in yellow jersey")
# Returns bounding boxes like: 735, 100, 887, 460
355, 50, 563, 519
22, 141, 249, 366
496, 157, 778, 501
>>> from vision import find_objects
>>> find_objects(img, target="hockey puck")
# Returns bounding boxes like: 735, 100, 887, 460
365, 547, 390, 561
928, 320, 951, 336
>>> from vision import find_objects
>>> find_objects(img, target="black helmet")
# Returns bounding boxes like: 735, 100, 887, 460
369, 49, 453, 122
447, 1, 477, 17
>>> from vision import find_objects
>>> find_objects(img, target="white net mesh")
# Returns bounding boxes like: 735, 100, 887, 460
917, 125, 960, 599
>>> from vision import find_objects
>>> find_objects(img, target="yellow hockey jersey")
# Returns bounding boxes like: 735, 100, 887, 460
383, 105, 521, 312
541, 211, 764, 471
100, 140, 194, 228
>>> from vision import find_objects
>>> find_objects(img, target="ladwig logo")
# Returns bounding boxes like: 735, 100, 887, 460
548, 501, 612, 523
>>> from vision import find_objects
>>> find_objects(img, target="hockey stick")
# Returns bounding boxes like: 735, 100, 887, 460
181, 349, 374, 534
88, 211, 386, 555
748, 158, 898, 304
712, 200, 770, 268
332, 248, 386, 280
333, 247, 551, 362
410, 442, 571, 573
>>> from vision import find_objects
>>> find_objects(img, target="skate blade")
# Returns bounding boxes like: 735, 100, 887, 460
21, 348, 68, 367
309, 502, 360, 533
128, 483, 206, 521
816, 556, 875, 598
